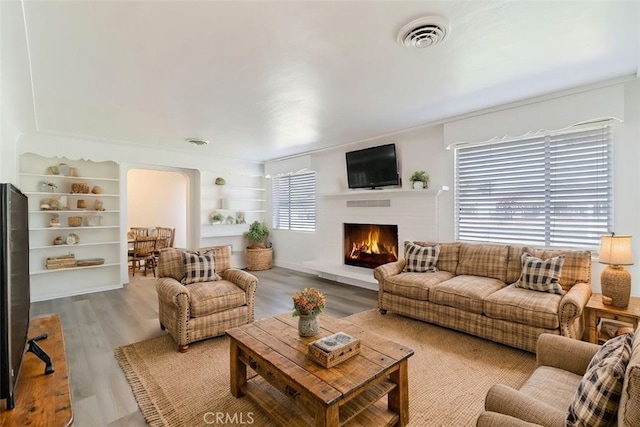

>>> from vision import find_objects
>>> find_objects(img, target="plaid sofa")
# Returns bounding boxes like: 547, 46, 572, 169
374, 242, 592, 352
156, 245, 258, 352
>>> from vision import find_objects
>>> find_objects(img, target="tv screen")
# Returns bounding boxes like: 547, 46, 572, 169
345, 143, 400, 189
0, 183, 30, 410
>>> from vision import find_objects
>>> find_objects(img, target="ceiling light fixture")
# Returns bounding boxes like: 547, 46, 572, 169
185, 138, 209, 146
397, 16, 450, 48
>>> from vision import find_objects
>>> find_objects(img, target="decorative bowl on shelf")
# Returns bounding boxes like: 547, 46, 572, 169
68, 216, 83, 227
71, 183, 90, 194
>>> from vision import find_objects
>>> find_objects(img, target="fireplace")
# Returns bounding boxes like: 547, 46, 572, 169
344, 223, 398, 269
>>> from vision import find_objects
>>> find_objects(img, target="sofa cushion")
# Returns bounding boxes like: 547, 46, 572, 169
182, 252, 221, 285
414, 241, 461, 274
483, 284, 562, 329
567, 333, 634, 427
430, 275, 506, 314
514, 253, 565, 295
520, 366, 583, 412
456, 244, 509, 282
506, 245, 525, 284
383, 271, 454, 301
187, 280, 247, 317
158, 248, 188, 281
404, 242, 440, 272
523, 247, 591, 291
197, 245, 232, 273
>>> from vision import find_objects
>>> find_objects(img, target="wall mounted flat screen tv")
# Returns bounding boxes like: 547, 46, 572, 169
345, 143, 400, 189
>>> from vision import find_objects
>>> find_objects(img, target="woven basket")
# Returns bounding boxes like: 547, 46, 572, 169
68, 216, 83, 227
245, 247, 273, 271
71, 183, 90, 194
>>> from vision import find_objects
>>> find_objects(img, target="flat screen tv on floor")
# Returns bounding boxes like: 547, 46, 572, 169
0, 183, 31, 410
345, 143, 400, 189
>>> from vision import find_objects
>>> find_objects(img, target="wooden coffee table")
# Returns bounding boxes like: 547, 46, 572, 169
226, 313, 414, 427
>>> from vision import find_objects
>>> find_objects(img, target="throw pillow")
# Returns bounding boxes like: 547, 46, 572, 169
181, 252, 220, 285
567, 332, 634, 427
404, 242, 440, 272
514, 252, 564, 295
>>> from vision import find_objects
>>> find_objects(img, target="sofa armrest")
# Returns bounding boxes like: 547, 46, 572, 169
373, 259, 406, 282
156, 277, 190, 305
484, 384, 566, 427
220, 268, 258, 322
477, 411, 542, 427
536, 333, 599, 376
220, 268, 258, 293
156, 277, 190, 347
558, 281, 592, 339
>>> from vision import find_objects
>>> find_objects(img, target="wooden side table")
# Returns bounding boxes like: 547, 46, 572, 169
585, 293, 640, 344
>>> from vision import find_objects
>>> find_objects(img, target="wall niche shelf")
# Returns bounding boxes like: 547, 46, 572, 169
19, 153, 122, 301
200, 172, 266, 268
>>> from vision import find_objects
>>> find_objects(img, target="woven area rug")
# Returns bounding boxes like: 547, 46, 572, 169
115, 310, 536, 426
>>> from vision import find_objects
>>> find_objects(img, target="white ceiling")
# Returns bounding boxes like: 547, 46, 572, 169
20, 0, 640, 163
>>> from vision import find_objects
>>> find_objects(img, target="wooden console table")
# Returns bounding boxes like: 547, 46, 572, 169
0, 314, 73, 426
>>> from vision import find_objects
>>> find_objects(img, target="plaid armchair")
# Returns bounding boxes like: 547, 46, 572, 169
156, 245, 258, 352
477, 327, 640, 426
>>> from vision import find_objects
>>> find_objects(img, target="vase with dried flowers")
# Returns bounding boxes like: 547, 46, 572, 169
292, 287, 326, 337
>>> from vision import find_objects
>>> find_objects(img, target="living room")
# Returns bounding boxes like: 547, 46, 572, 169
2, 1, 640, 426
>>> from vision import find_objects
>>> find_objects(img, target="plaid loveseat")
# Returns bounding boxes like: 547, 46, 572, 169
374, 242, 592, 352
156, 245, 258, 352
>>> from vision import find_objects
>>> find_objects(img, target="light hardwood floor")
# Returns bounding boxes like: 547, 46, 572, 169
30, 267, 378, 426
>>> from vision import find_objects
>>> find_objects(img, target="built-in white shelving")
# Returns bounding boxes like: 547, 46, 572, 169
19, 153, 122, 301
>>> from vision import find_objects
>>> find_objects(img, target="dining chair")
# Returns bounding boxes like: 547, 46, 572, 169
155, 227, 175, 248
129, 227, 150, 238
128, 236, 157, 276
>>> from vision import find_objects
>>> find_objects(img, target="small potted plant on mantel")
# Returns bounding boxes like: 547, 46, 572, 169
410, 171, 429, 189
245, 221, 273, 271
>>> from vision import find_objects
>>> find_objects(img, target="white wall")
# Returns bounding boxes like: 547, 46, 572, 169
127, 169, 188, 248
271, 79, 640, 297
1, 0, 37, 184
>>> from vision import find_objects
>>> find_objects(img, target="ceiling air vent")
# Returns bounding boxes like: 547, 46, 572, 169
397, 16, 450, 48
185, 137, 209, 146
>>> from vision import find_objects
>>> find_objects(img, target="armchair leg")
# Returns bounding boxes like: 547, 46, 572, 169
178, 344, 189, 353
160, 322, 165, 330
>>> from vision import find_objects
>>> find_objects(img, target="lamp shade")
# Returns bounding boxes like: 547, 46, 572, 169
599, 235, 634, 265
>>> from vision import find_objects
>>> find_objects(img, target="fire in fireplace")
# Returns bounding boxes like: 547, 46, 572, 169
344, 223, 398, 269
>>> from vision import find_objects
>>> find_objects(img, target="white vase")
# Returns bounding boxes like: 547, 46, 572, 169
413, 181, 424, 189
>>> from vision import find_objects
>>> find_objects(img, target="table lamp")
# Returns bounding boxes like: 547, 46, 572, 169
598, 234, 633, 307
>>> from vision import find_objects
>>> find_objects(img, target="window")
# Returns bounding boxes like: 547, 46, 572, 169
272, 171, 316, 231
455, 124, 612, 249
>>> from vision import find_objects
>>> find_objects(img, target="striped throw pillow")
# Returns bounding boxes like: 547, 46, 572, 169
181, 252, 220, 285
567, 332, 634, 427
515, 252, 564, 295
404, 242, 440, 272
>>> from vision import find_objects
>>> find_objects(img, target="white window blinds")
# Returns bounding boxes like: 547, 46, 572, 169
455, 125, 612, 249
272, 171, 316, 231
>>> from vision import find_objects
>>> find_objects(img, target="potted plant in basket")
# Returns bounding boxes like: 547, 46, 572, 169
245, 221, 273, 271
410, 171, 429, 189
